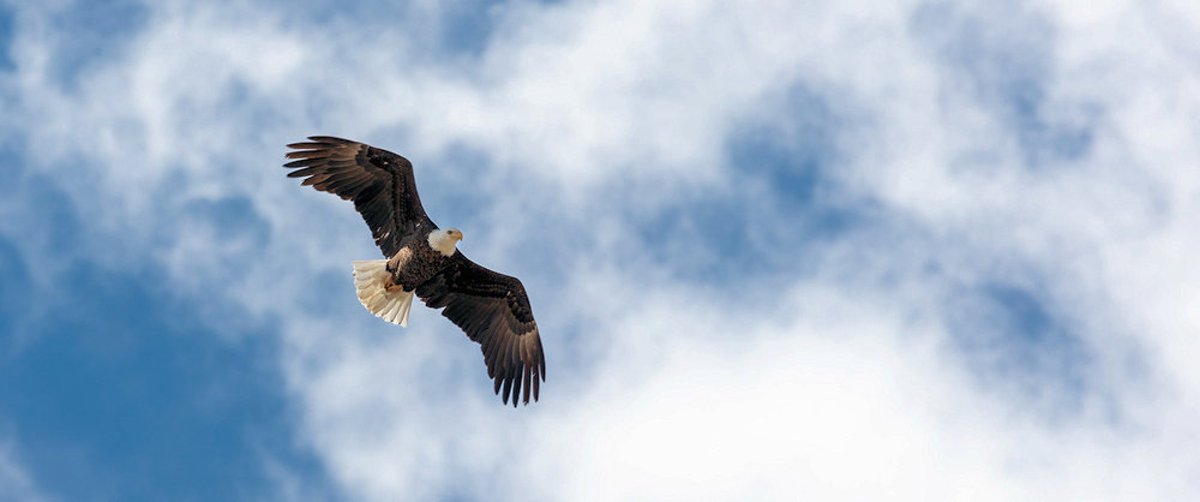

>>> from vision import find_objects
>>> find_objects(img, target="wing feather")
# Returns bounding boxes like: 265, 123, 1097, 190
415, 252, 545, 406
284, 136, 434, 256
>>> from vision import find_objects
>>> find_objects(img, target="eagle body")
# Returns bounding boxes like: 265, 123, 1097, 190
284, 136, 545, 406
352, 229, 460, 329
389, 228, 461, 291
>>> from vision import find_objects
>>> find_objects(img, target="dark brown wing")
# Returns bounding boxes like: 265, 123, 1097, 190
284, 136, 434, 257
415, 252, 545, 406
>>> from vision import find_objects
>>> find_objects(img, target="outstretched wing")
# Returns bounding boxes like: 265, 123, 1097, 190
284, 136, 434, 257
415, 253, 546, 406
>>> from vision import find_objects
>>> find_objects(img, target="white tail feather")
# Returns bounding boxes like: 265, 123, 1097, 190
352, 260, 414, 327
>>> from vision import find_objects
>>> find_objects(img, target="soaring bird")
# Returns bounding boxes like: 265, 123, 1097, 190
283, 136, 545, 406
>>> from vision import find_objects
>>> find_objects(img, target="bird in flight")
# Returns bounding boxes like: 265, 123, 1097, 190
284, 136, 545, 406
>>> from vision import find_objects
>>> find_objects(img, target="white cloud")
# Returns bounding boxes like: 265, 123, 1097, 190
4, 0, 1200, 500
0, 438, 50, 502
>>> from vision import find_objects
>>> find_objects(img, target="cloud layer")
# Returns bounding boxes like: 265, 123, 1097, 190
2, 0, 1199, 500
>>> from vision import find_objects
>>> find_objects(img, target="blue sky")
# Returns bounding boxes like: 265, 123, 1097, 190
2, 0, 1199, 500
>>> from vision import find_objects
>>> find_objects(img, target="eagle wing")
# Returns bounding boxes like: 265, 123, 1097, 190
284, 136, 433, 257
415, 252, 546, 406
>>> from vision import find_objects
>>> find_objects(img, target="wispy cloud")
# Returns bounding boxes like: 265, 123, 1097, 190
2, 0, 1199, 500
0, 436, 50, 502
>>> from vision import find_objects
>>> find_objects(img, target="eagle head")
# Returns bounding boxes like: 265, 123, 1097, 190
429, 228, 464, 257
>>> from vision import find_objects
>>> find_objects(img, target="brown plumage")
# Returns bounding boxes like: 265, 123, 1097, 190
284, 136, 546, 406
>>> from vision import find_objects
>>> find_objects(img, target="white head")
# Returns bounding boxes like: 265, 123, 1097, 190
428, 228, 464, 257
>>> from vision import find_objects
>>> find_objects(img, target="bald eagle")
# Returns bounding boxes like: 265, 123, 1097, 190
284, 136, 545, 406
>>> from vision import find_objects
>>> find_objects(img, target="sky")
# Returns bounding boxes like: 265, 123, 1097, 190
1, 0, 1199, 500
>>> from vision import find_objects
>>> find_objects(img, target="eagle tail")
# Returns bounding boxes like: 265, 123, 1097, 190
352, 260, 414, 327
